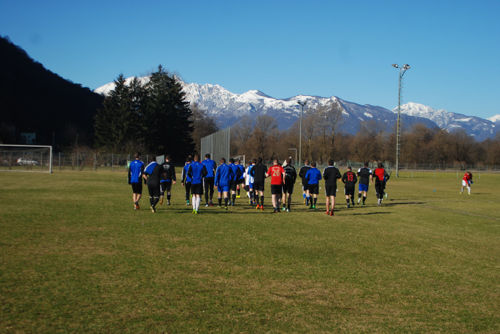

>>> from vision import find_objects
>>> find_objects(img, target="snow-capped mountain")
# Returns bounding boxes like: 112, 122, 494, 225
397, 102, 496, 141
488, 114, 500, 124
95, 76, 495, 140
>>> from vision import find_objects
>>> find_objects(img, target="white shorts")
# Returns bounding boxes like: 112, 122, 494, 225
462, 180, 469, 187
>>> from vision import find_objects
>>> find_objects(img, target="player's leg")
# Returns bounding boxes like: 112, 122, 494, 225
159, 183, 166, 205
166, 182, 172, 205
203, 178, 209, 206
345, 188, 350, 208
185, 182, 191, 205
217, 187, 223, 207
325, 191, 330, 214
330, 195, 335, 215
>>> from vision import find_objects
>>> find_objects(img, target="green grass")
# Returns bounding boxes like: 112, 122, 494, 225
0, 170, 499, 333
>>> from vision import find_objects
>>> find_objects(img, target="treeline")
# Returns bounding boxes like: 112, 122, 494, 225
94, 66, 217, 162
230, 104, 500, 168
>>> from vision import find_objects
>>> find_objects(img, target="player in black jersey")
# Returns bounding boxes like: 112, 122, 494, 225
282, 157, 297, 212
357, 162, 372, 205
323, 160, 341, 216
160, 155, 176, 205
298, 160, 312, 206
143, 158, 164, 213
342, 166, 358, 208
250, 157, 267, 210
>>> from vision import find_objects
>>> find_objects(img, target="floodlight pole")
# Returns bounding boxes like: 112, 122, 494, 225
297, 101, 307, 166
392, 64, 410, 178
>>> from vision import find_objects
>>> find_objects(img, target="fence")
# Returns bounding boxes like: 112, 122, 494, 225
52, 152, 157, 171
200, 128, 231, 163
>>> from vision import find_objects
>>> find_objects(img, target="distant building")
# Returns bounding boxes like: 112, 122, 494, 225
20, 132, 36, 144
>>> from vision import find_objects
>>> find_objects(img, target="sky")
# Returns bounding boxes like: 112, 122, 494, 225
1, 0, 499, 118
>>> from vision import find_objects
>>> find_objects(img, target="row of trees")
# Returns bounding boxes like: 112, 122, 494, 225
231, 109, 500, 168
94, 66, 217, 162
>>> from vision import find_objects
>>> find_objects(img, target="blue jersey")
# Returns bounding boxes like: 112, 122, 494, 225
215, 164, 233, 187
229, 163, 239, 181
128, 159, 144, 183
202, 159, 217, 178
182, 162, 192, 183
305, 167, 322, 185
237, 164, 245, 181
188, 161, 207, 185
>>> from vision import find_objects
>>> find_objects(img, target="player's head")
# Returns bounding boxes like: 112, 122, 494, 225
257, 157, 263, 164
229, 158, 235, 164
193, 154, 199, 162
305, 159, 310, 165
287, 157, 292, 166
328, 159, 334, 166
150, 156, 156, 162
273, 159, 278, 165
378, 162, 384, 168
311, 161, 316, 167
236, 159, 240, 164
134, 152, 141, 159
165, 155, 171, 162
347, 166, 352, 171
364, 162, 369, 167
220, 157, 226, 164
187, 155, 192, 163
205, 153, 211, 159
252, 158, 257, 164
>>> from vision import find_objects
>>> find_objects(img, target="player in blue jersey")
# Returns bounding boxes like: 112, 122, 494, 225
181, 155, 192, 206
128, 152, 145, 210
228, 158, 240, 206
160, 155, 176, 206
235, 159, 245, 199
188, 154, 208, 214
305, 161, 322, 209
143, 157, 164, 213
202, 153, 217, 207
244, 160, 256, 205
215, 157, 233, 210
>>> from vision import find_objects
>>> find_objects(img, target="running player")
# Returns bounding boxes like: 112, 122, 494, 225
188, 154, 208, 214
245, 160, 256, 205
299, 160, 312, 206
143, 157, 164, 213
305, 161, 322, 209
160, 155, 176, 206
342, 166, 358, 208
181, 155, 192, 206
202, 153, 217, 207
372, 162, 390, 206
282, 157, 297, 212
267, 159, 285, 213
215, 158, 233, 210
460, 171, 473, 195
235, 159, 246, 198
250, 157, 267, 210
128, 152, 144, 210
323, 159, 341, 216
357, 162, 372, 206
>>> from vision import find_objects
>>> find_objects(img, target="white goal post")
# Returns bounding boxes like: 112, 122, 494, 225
0, 144, 53, 173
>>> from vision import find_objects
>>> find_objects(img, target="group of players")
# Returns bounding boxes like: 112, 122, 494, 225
128, 152, 391, 215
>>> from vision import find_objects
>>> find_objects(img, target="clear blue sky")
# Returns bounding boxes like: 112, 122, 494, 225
1, 0, 499, 118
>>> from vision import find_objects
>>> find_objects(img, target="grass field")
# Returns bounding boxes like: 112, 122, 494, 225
0, 170, 499, 333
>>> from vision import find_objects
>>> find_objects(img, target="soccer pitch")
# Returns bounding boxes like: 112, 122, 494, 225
0, 171, 498, 333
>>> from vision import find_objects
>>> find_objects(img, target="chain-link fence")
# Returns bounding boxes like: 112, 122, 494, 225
52, 152, 159, 171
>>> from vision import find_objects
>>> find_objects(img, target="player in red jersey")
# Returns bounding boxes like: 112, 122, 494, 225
460, 171, 473, 195
372, 163, 390, 206
267, 159, 285, 213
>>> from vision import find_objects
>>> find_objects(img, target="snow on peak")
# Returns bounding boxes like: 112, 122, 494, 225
488, 114, 500, 123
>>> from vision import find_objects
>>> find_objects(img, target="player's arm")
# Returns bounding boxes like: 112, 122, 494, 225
202, 165, 208, 177
341, 173, 347, 184
171, 166, 177, 184
353, 174, 358, 183
128, 166, 131, 184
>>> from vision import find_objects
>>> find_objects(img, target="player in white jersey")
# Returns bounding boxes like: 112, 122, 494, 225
244, 161, 256, 205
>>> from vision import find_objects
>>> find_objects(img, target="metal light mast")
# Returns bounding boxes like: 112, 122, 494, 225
392, 64, 410, 177
297, 100, 307, 166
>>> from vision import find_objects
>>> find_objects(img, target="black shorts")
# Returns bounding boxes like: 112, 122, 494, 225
191, 183, 203, 195
271, 184, 283, 195
325, 185, 337, 197
147, 183, 160, 197
131, 182, 142, 194
344, 186, 355, 197
230, 180, 237, 191
283, 182, 294, 194
308, 184, 319, 195
244, 185, 250, 192
160, 182, 172, 193
302, 184, 309, 192
238, 178, 245, 185
204, 177, 214, 189
253, 182, 264, 191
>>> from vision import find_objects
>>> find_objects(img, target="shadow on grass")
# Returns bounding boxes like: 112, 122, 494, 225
349, 211, 392, 216
381, 201, 425, 207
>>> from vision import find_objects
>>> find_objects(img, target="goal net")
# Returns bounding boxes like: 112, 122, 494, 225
0, 144, 53, 173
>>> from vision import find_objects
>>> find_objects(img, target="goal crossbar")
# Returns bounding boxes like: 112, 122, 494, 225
0, 144, 53, 174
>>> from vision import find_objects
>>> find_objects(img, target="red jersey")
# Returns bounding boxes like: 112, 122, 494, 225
373, 168, 386, 181
267, 165, 285, 185
463, 172, 472, 182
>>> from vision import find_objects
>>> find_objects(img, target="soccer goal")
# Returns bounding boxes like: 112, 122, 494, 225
0, 144, 53, 173
232, 154, 246, 166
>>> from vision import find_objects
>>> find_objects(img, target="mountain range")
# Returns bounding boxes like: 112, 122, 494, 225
95, 76, 499, 141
